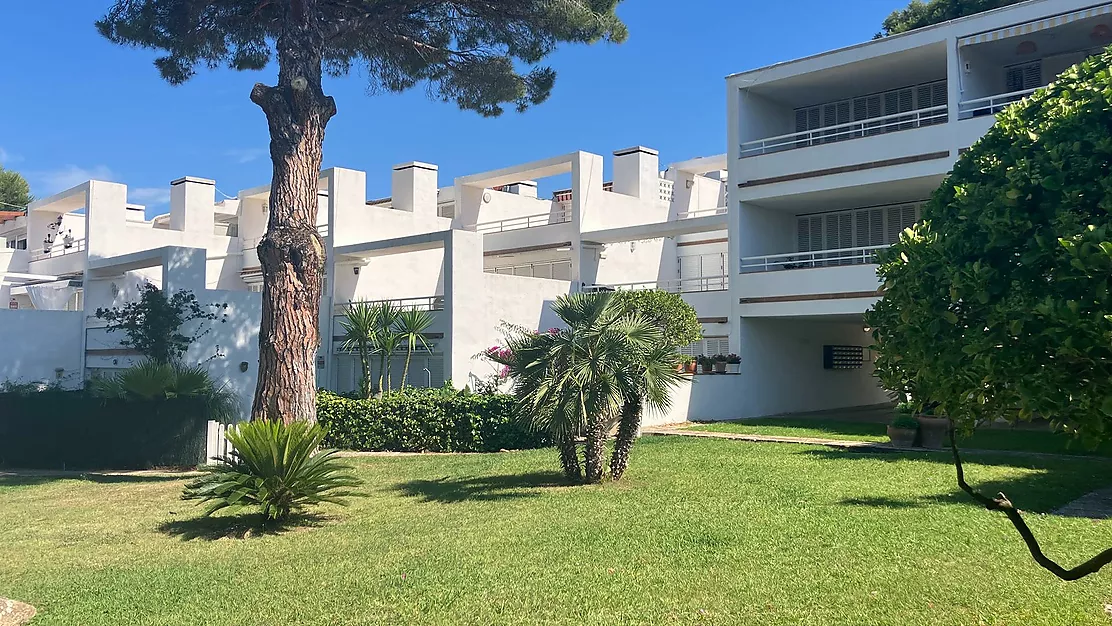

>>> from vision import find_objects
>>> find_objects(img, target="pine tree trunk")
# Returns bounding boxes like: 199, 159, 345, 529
610, 399, 641, 481
248, 0, 336, 424
583, 418, 607, 483
557, 433, 582, 482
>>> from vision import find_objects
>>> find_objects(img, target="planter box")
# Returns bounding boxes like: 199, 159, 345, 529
887, 426, 917, 448
726, 363, 740, 374
713, 362, 727, 374
916, 415, 950, 449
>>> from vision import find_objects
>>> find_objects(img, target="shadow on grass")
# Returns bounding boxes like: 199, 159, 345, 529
394, 471, 572, 504
0, 472, 189, 488
159, 512, 327, 541
808, 448, 1111, 514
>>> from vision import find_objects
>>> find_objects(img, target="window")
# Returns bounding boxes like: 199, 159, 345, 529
794, 80, 946, 143
797, 202, 925, 259
680, 337, 730, 358
1005, 60, 1042, 93
247, 283, 264, 293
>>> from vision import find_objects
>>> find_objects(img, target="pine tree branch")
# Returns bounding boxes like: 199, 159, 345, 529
949, 425, 1112, 581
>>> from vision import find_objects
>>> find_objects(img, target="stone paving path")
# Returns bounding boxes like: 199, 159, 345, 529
1054, 486, 1112, 520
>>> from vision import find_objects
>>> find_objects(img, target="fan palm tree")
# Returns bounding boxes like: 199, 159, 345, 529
609, 343, 685, 480
338, 301, 378, 398
395, 307, 435, 389
497, 292, 677, 483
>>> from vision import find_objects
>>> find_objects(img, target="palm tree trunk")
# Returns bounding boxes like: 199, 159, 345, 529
610, 399, 641, 481
583, 418, 607, 483
377, 351, 386, 394
401, 347, 412, 390
557, 433, 582, 481
248, 0, 336, 424
358, 342, 371, 399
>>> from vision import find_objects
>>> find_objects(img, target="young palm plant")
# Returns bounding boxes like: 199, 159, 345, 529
395, 307, 435, 389
338, 302, 378, 398
369, 301, 403, 393
496, 292, 672, 483
183, 420, 362, 521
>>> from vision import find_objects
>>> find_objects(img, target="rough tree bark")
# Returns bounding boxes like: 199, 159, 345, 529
583, 417, 607, 484
609, 400, 641, 481
249, 0, 336, 424
557, 433, 582, 482
949, 426, 1112, 580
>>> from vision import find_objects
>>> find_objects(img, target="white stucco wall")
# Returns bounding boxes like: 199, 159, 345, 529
682, 318, 889, 420
0, 310, 84, 387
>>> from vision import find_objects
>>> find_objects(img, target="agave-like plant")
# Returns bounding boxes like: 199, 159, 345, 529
89, 360, 239, 423
183, 420, 363, 521
339, 301, 379, 398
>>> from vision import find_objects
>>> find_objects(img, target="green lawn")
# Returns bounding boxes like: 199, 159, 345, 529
687, 418, 1112, 456
3, 437, 1112, 625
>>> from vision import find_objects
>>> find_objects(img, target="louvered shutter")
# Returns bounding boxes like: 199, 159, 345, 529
822, 103, 838, 143
798, 217, 811, 253
885, 205, 904, 244
1023, 61, 1042, 90
679, 255, 701, 280
1005, 66, 1024, 92
679, 342, 699, 358
901, 204, 917, 232
795, 109, 809, 133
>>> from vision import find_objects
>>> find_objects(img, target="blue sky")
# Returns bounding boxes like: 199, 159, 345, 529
0, 0, 904, 215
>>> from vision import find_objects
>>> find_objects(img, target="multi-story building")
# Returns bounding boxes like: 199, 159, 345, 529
0, 147, 728, 425
721, 0, 1111, 418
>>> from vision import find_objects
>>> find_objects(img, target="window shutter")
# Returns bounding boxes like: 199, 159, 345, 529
885, 205, 903, 244
901, 204, 917, 231
1023, 60, 1042, 90
884, 90, 900, 118
680, 342, 699, 358
822, 104, 838, 143
795, 109, 808, 133
679, 255, 701, 279
810, 216, 823, 262
797, 217, 811, 252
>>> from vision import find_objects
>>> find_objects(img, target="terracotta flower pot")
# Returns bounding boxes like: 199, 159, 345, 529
916, 415, 950, 449
684, 362, 697, 374
887, 426, 917, 448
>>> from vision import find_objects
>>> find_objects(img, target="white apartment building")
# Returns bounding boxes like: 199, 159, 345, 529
0, 147, 729, 424
721, 0, 1111, 419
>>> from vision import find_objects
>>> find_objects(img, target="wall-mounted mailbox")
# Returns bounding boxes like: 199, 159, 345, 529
823, 345, 863, 370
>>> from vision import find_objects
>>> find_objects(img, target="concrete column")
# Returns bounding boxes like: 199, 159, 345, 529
946, 34, 963, 149
443, 229, 485, 388
570, 151, 604, 290
392, 162, 438, 216
169, 177, 216, 234
161, 247, 207, 295
84, 181, 128, 262
611, 146, 660, 200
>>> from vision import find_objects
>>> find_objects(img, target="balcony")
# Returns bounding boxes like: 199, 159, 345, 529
468, 207, 571, 234
583, 274, 728, 294
739, 246, 887, 273
739, 106, 948, 158
31, 237, 86, 261
334, 294, 445, 314
958, 87, 1038, 118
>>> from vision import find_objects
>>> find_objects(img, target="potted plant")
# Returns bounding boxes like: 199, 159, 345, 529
712, 354, 727, 374
888, 414, 919, 447
725, 354, 741, 374
697, 355, 714, 374
914, 402, 949, 449
680, 356, 697, 374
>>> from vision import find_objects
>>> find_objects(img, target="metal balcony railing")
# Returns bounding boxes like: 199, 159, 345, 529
31, 238, 85, 261
677, 206, 727, 219
739, 105, 949, 157
739, 245, 888, 273
469, 208, 572, 234
335, 295, 445, 314
583, 275, 728, 294
957, 87, 1038, 119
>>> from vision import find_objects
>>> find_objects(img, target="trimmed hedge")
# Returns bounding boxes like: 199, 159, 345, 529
0, 390, 209, 470
318, 388, 548, 453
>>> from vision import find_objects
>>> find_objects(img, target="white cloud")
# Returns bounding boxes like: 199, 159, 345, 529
0, 147, 21, 165
128, 187, 172, 207
225, 148, 267, 164
31, 165, 115, 195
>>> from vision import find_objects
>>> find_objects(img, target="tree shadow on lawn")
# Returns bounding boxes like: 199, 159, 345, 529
159, 512, 328, 541
804, 448, 1112, 514
0, 472, 188, 488
394, 471, 573, 504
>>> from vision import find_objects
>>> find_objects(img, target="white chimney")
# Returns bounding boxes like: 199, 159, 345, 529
169, 177, 216, 233
611, 146, 660, 200
391, 162, 438, 215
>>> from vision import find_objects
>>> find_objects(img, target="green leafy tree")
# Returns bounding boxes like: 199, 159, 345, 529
878, 0, 1022, 37
0, 166, 33, 210
98, 1, 628, 425
492, 293, 682, 483
395, 307, 435, 390
864, 50, 1112, 580
609, 289, 698, 479
95, 283, 228, 364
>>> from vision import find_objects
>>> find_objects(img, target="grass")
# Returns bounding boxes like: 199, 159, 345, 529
2, 437, 1112, 625
686, 418, 1112, 456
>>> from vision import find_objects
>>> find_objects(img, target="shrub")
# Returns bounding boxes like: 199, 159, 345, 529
89, 361, 239, 424
891, 415, 920, 431
317, 387, 548, 453
183, 420, 362, 521
0, 389, 210, 469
